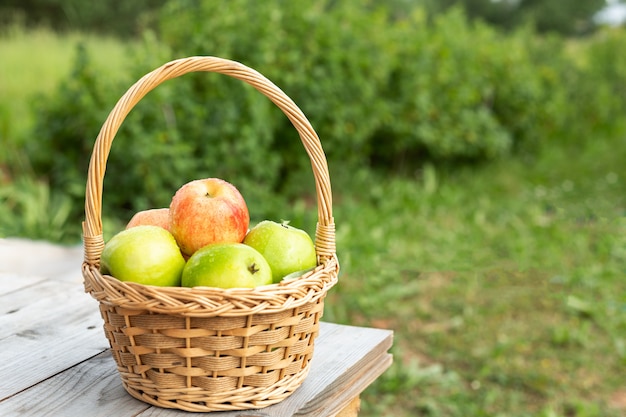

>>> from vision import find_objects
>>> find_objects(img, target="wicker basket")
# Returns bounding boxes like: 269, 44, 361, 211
81, 56, 339, 412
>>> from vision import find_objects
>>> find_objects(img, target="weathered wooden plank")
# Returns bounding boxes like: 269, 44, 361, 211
0, 238, 83, 282
0, 322, 107, 400
0, 323, 393, 417
0, 279, 109, 400
0, 279, 97, 340
0, 238, 83, 296
301, 353, 393, 417
286, 323, 393, 417
0, 273, 46, 297
0, 238, 83, 283
0, 351, 150, 416
336, 397, 361, 417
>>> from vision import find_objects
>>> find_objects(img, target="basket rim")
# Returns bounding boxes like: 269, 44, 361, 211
83, 252, 338, 317
82, 56, 336, 270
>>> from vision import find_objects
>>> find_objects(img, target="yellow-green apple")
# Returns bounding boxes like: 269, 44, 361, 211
243, 220, 317, 283
181, 243, 272, 289
169, 178, 249, 256
100, 225, 185, 286
126, 208, 170, 231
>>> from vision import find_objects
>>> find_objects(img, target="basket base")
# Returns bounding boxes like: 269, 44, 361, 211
120, 365, 311, 412
97, 295, 326, 412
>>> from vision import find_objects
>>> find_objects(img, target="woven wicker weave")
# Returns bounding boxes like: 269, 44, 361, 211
81, 56, 339, 412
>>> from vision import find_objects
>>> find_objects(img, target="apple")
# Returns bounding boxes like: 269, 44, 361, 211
169, 178, 250, 256
100, 225, 185, 286
126, 208, 170, 231
181, 243, 272, 289
243, 220, 317, 284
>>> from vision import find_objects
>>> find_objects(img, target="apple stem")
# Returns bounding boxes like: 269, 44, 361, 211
249, 263, 260, 274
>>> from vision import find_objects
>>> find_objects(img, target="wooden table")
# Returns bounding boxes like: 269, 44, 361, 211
0, 238, 393, 416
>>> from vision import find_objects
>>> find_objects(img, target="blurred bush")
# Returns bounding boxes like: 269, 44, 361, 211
569, 27, 626, 141
25, 0, 626, 235
0, 0, 166, 37
0, 175, 75, 242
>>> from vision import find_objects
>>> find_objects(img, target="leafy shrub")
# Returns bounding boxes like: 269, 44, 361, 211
0, 0, 167, 37
567, 27, 626, 140
0, 175, 75, 242
28, 45, 120, 223
30, 41, 287, 229
31, 0, 399, 227
26, 1, 626, 233
379, 8, 514, 164
156, 0, 397, 178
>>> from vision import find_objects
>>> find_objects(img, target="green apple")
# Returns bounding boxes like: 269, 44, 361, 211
181, 243, 272, 289
100, 225, 185, 286
243, 220, 317, 284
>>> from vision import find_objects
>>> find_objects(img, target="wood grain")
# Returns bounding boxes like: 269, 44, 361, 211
0, 277, 108, 400
0, 351, 149, 416
0, 273, 46, 297
1, 322, 392, 416
0, 238, 83, 282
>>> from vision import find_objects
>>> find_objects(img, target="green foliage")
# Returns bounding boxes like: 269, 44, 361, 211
431, 0, 607, 36
381, 8, 514, 163
17, 1, 626, 238
28, 41, 287, 231
156, 0, 396, 175
571, 27, 626, 139
0, 0, 166, 37
27, 44, 120, 219
0, 23, 133, 149
0, 175, 76, 242
0, 0, 612, 39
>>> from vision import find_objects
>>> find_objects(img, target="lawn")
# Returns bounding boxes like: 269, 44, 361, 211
1, 27, 625, 417
327, 140, 626, 416
0, 24, 133, 140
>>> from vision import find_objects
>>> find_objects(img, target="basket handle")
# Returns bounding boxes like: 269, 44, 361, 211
83, 56, 335, 266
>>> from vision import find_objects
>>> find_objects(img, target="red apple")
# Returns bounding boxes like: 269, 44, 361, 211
126, 208, 170, 231
169, 178, 249, 256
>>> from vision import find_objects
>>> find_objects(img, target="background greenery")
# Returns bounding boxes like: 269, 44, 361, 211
1, 1, 625, 416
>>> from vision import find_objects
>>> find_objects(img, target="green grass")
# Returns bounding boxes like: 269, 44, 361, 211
1, 27, 625, 417
0, 23, 132, 140
0, 25, 134, 173
324, 138, 626, 416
